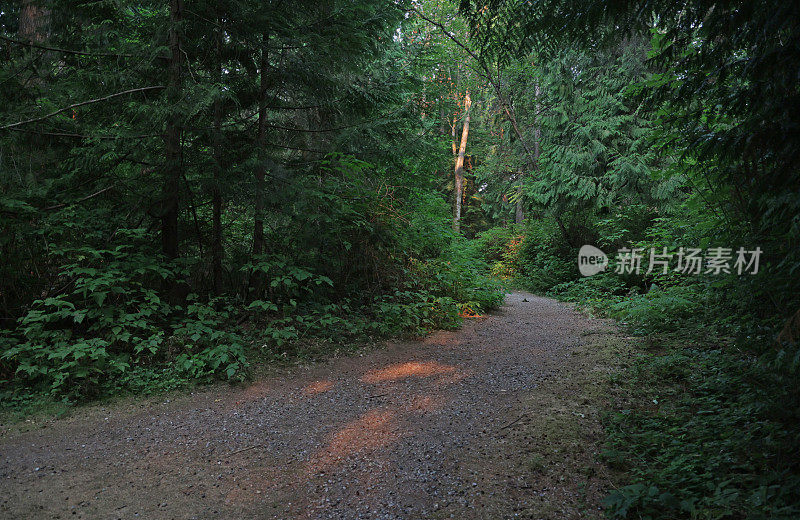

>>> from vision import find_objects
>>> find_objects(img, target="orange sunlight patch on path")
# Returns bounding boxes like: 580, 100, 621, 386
302, 379, 334, 396
360, 361, 456, 383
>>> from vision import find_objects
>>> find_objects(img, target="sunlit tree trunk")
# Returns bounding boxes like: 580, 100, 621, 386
162, 0, 183, 261
453, 91, 471, 233
450, 113, 458, 155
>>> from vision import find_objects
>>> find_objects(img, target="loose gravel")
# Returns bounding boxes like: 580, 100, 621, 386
0, 292, 621, 519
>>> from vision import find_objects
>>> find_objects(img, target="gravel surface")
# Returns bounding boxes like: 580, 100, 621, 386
0, 292, 621, 519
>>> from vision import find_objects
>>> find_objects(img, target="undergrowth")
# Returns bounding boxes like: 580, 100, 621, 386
1, 190, 505, 412
601, 338, 800, 520
475, 214, 800, 519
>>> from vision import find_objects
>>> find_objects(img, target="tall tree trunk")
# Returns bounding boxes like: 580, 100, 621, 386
252, 33, 268, 257
450, 113, 458, 155
162, 0, 183, 261
211, 22, 224, 296
18, 0, 51, 187
453, 91, 471, 234
18, 0, 50, 43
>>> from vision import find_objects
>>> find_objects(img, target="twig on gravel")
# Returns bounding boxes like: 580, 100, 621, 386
500, 414, 527, 430
366, 393, 389, 399
227, 444, 263, 456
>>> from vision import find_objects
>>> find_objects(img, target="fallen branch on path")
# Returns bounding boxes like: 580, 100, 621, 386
500, 414, 527, 430
227, 444, 263, 456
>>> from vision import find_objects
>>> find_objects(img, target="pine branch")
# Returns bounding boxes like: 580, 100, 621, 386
42, 186, 116, 211
8, 127, 159, 140
0, 86, 166, 130
0, 34, 136, 58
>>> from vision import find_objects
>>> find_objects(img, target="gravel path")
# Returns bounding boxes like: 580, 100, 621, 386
0, 292, 620, 519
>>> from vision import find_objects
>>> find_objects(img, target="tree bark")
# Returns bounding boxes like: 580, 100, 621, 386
450, 113, 458, 156
162, 0, 183, 261
252, 33, 268, 257
211, 21, 224, 296
18, 0, 51, 187
18, 0, 50, 43
453, 91, 471, 234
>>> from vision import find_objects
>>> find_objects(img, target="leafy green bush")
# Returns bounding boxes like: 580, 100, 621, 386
513, 219, 577, 292
603, 344, 800, 520
474, 225, 520, 266
1, 244, 247, 401
609, 284, 708, 335
371, 290, 460, 335
547, 272, 627, 315
428, 238, 506, 311
367, 237, 505, 336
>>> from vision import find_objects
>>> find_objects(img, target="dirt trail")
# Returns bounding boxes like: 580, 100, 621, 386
0, 292, 623, 519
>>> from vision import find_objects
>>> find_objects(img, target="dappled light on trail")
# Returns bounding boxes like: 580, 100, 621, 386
233, 381, 273, 408
361, 361, 456, 383
302, 379, 334, 397
308, 408, 400, 475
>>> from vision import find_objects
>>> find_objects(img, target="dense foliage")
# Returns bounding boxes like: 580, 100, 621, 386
458, 0, 800, 517
2, 0, 798, 517
0, 1, 504, 404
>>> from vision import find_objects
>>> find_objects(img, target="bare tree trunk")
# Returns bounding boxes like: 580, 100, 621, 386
252, 33, 268, 257
18, 0, 50, 43
18, 0, 51, 187
450, 113, 458, 155
162, 0, 183, 261
211, 22, 224, 296
453, 91, 471, 234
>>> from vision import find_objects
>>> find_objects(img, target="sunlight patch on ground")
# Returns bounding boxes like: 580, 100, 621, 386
302, 379, 334, 397
361, 361, 456, 383
309, 408, 399, 474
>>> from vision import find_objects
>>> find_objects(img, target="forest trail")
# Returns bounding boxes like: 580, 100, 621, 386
1, 292, 623, 520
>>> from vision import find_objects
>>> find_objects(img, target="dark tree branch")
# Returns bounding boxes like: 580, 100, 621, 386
0, 34, 135, 58
42, 185, 116, 211
0, 86, 166, 130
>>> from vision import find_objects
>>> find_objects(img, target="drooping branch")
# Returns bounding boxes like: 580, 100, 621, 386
409, 8, 486, 74
0, 86, 166, 130
0, 34, 136, 58
42, 185, 116, 211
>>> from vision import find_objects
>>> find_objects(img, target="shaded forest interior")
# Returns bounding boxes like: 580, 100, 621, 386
1, 1, 800, 518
